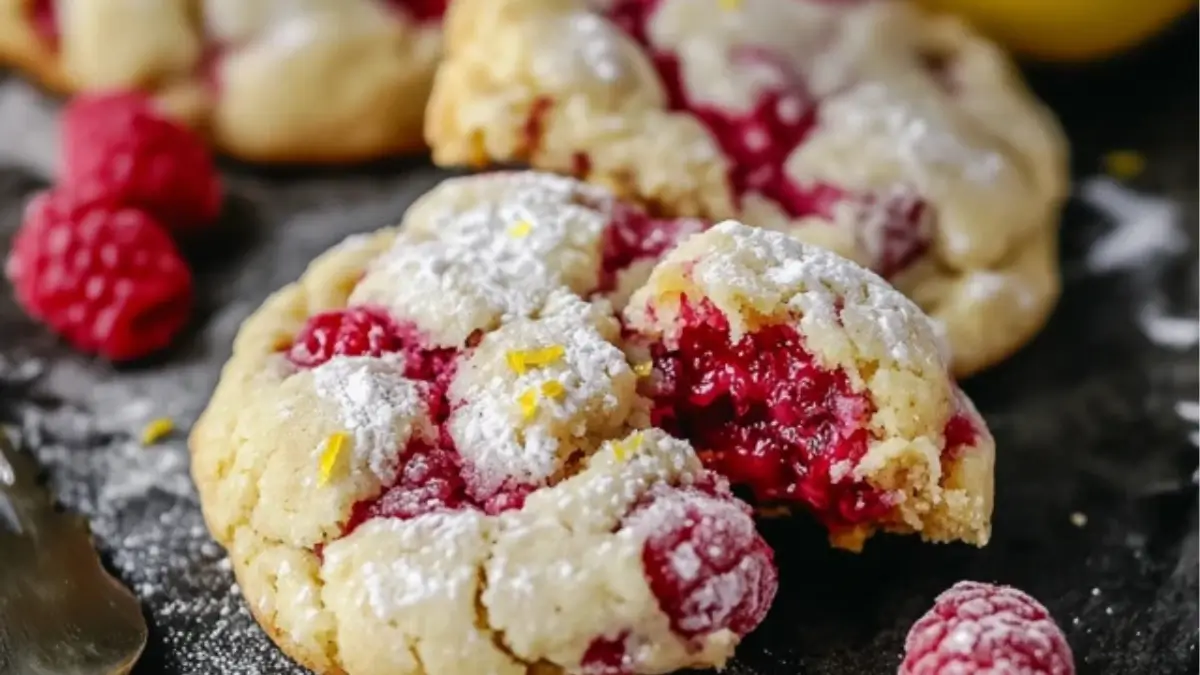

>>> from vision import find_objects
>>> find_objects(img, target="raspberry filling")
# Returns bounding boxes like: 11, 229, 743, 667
602, 0, 933, 278
343, 441, 469, 534
598, 205, 707, 291
287, 306, 457, 404
383, 0, 448, 23
30, 0, 58, 50
645, 302, 892, 530
942, 408, 979, 459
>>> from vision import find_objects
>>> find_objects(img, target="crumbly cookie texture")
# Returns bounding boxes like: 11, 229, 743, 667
191, 172, 993, 675
624, 221, 994, 551
0, 0, 445, 162
426, 0, 1069, 376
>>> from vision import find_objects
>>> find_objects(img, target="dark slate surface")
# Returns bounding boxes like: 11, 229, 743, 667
0, 17, 1197, 675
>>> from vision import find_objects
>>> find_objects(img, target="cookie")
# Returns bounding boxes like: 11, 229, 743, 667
425, 0, 1069, 376
0, 0, 446, 162
190, 172, 994, 674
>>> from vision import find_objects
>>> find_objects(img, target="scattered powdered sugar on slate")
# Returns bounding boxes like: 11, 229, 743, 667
1137, 304, 1199, 350
1079, 177, 1187, 274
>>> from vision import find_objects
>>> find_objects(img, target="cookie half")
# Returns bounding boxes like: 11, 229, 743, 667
426, 0, 1069, 376
624, 221, 995, 551
0, 0, 446, 162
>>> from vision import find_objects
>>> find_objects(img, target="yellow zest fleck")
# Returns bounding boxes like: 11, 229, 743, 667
140, 418, 174, 446
1103, 150, 1144, 180
611, 432, 645, 463
541, 380, 566, 400
518, 389, 539, 420
718, 0, 742, 10
633, 362, 653, 377
506, 344, 566, 374
507, 220, 533, 238
318, 432, 350, 487
467, 130, 488, 168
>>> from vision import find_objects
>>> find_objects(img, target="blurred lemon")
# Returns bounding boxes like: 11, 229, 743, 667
919, 0, 1195, 61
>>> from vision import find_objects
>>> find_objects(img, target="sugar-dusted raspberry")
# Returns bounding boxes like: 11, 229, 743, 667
61, 91, 223, 232
901, 581, 1076, 675
5, 189, 193, 361
345, 441, 471, 531
628, 480, 777, 641
287, 306, 405, 368
648, 303, 891, 530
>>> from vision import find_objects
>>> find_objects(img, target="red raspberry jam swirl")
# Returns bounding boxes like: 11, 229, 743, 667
30, 0, 58, 49
602, 0, 933, 278
599, 204, 707, 291
645, 302, 892, 530
384, 0, 449, 23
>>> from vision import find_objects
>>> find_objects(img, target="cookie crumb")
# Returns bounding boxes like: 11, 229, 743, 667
140, 417, 175, 446
1069, 512, 1088, 527
1103, 150, 1145, 180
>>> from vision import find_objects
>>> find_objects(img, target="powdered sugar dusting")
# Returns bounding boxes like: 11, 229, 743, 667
1080, 178, 1187, 274
353, 174, 613, 346
817, 82, 1004, 185
448, 295, 634, 497
310, 355, 429, 483
687, 221, 941, 370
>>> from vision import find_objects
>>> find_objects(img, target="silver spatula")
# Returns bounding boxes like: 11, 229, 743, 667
0, 432, 148, 675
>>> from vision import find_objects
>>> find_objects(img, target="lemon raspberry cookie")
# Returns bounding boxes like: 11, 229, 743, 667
190, 172, 993, 674
0, 0, 446, 162
426, 0, 1069, 376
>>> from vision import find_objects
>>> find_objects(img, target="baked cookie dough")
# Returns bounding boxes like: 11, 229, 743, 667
425, 0, 1069, 376
0, 0, 446, 162
190, 172, 995, 674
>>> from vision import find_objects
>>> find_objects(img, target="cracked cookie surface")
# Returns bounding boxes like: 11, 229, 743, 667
0, 0, 445, 162
191, 172, 994, 674
425, 0, 1069, 376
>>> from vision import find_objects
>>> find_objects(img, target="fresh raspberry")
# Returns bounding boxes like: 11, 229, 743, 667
287, 307, 405, 369
61, 91, 223, 232
901, 581, 1076, 675
5, 189, 193, 361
